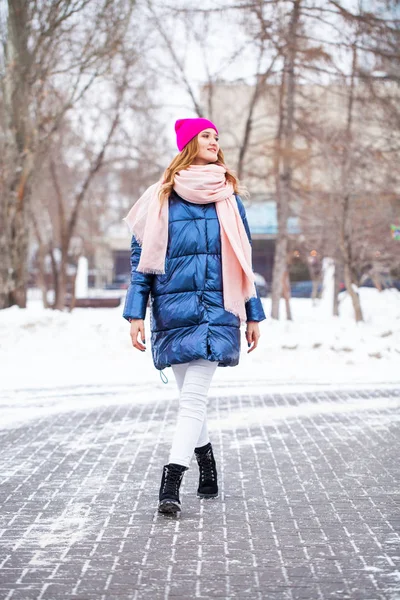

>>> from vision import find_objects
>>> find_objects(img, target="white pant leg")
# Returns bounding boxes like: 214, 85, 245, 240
169, 359, 218, 467
172, 362, 189, 392
172, 361, 209, 449
195, 412, 210, 449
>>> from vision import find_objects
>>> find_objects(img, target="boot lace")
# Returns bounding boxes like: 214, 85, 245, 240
162, 465, 184, 495
198, 449, 215, 482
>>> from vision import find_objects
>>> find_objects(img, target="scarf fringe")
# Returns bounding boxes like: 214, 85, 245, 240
244, 292, 257, 303
127, 223, 165, 275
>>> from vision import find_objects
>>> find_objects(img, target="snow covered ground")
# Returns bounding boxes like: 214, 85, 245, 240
1, 287, 399, 396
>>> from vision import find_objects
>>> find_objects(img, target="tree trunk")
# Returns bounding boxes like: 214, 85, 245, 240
49, 249, 59, 309
333, 258, 341, 317
36, 246, 50, 309
339, 194, 363, 321
282, 270, 292, 320
69, 260, 78, 312
343, 261, 363, 321
271, 199, 289, 318
370, 267, 383, 291
271, 0, 300, 319
30, 211, 50, 308
0, 1, 34, 309
338, 43, 363, 322
8, 204, 29, 308
54, 244, 68, 311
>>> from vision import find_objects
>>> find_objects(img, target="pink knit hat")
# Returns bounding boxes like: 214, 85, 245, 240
175, 118, 218, 152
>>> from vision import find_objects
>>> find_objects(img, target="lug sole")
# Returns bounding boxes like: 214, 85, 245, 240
197, 492, 219, 499
158, 499, 181, 514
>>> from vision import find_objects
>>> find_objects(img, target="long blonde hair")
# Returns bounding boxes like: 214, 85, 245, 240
158, 136, 248, 204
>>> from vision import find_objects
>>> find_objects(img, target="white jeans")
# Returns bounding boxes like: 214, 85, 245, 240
169, 359, 218, 468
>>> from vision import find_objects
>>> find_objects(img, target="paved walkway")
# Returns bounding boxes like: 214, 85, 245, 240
0, 386, 400, 600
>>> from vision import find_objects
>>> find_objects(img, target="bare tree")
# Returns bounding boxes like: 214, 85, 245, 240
269, 0, 301, 319
0, 0, 135, 309
29, 52, 169, 310
337, 43, 364, 321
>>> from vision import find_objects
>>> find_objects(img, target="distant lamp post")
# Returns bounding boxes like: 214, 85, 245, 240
75, 257, 89, 298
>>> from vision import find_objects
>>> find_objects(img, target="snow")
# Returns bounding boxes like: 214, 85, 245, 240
20, 503, 91, 550
209, 393, 400, 433
0, 288, 399, 411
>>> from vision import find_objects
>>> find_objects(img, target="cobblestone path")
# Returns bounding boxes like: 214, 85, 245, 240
0, 387, 399, 599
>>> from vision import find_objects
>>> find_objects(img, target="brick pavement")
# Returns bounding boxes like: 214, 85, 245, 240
0, 387, 399, 600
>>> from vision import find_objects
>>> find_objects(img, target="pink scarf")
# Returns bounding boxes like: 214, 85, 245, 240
124, 163, 256, 323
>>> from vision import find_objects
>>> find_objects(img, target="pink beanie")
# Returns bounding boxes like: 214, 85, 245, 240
175, 118, 218, 152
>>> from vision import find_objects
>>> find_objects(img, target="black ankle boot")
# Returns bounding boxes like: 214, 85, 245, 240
195, 442, 218, 499
158, 463, 188, 514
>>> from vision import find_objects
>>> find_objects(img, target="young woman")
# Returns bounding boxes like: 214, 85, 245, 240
123, 118, 266, 514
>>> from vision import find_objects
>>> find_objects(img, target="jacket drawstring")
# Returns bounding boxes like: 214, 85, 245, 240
160, 369, 168, 384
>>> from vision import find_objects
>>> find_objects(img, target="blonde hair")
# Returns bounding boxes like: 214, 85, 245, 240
158, 136, 248, 204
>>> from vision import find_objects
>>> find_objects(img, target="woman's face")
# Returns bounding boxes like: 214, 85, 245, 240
192, 128, 219, 165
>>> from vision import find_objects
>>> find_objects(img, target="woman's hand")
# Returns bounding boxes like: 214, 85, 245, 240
245, 321, 260, 353
130, 319, 146, 352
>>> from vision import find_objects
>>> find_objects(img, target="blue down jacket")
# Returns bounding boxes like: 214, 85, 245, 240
123, 190, 266, 370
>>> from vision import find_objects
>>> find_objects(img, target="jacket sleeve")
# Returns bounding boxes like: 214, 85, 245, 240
123, 235, 154, 321
235, 195, 267, 323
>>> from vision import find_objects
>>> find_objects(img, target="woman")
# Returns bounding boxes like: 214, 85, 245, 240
123, 117, 266, 515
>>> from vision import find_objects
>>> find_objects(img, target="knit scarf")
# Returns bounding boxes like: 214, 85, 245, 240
123, 163, 256, 323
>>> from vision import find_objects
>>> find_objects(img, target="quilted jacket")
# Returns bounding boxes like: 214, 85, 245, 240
123, 190, 266, 370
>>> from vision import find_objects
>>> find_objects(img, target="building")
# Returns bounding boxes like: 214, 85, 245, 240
244, 199, 300, 281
